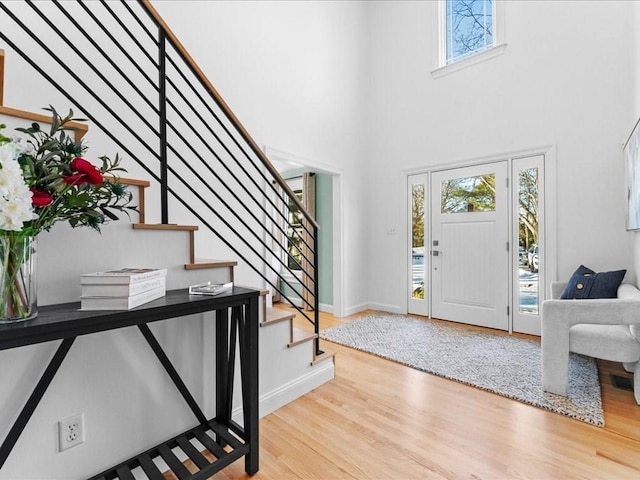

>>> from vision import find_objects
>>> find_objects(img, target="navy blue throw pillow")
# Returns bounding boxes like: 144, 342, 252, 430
560, 265, 626, 299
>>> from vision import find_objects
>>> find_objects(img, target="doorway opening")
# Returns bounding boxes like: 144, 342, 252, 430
264, 146, 344, 317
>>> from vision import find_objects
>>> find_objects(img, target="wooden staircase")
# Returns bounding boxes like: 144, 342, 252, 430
117, 175, 336, 368
261, 299, 335, 365
0, 8, 335, 473
1, 51, 335, 410
0, 46, 334, 369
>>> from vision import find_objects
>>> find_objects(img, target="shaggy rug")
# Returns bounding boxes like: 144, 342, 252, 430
321, 313, 604, 426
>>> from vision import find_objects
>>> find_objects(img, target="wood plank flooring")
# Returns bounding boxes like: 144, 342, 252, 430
171, 308, 640, 479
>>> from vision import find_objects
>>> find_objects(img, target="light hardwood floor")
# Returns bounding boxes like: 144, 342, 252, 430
178, 308, 640, 479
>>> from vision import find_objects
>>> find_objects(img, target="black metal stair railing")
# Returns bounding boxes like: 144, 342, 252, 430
0, 0, 322, 354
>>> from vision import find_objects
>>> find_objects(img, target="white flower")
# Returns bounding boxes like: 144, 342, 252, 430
0, 142, 35, 232
9, 135, 35, 156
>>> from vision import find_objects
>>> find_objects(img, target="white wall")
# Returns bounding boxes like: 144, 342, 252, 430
365, 0, 639, 311
150, 0, 369, 315
2, 1, 640, 477
0, 1, 363, 478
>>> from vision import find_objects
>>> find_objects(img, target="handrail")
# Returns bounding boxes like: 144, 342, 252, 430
138, 0, 319, 230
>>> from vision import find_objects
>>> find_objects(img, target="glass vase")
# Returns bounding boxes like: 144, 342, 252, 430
0, 234, 37, 323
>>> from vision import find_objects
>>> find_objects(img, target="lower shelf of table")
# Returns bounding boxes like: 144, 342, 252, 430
88, 418, 248, 480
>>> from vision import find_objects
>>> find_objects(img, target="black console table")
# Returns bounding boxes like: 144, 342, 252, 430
0, 287, 260, 479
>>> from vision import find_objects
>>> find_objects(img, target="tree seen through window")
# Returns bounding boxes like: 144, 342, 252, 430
445, 0, 493, 65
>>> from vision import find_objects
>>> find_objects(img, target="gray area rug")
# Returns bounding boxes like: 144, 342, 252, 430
321, 313, 604, 426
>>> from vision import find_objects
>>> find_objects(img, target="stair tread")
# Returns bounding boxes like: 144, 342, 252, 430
133, 223, 198, 231
185, 259, 238, 270
289, 326, 318, 348
312, 350, 336, 366
0, 105, 88, 140
263, 307, 295, 326
105, 176, 150, 187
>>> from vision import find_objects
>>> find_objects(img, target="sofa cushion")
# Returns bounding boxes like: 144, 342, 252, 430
570, 324, 640, 362
560, 265, 626, 299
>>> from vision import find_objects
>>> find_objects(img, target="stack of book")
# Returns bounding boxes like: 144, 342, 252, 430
80, 268, 167, 311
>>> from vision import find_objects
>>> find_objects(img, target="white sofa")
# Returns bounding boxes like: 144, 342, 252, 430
542, 281, 640, 404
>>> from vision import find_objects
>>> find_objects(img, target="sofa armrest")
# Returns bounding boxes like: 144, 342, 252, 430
542, 297, 640, 395
542, 298, 640, 328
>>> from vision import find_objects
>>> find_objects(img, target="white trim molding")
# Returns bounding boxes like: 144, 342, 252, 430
432, 43, 507, 78
232, 361, 335, 423
263, 145, 345, 317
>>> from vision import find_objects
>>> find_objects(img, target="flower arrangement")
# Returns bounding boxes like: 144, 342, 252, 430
0, 106, 135, 321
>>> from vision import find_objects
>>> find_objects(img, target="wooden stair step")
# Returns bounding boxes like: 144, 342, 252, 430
185, 259, 238, 270
110, 177, 151, 188
311, 350, 336, 366
132, 223, 201, 263
106, 177, 149, 223
0, 105, 88, 142
288, 327, 318, 348
262, 307, 295, 327
133, 223, 198, 231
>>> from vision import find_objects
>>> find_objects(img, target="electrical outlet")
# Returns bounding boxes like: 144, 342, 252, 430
58, 413, 84, 452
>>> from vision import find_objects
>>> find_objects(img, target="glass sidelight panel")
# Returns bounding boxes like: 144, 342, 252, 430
517, 167, 539, 314
412, 183, 426, 299
441, 174, 496, 213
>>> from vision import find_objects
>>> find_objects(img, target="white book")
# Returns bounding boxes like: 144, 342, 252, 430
81, 277, 166, 297
80, 268, 167, 285
80, 286, 166, 311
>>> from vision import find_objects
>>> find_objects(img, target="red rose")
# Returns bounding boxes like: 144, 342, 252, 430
70, 157, 103, 185
63, 173, 85, 185
30, 188, 54, 207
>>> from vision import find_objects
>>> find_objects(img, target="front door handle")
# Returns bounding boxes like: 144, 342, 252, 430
432, 250, 440, 256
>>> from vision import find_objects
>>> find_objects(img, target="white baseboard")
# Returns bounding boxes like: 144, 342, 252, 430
344, 302, 370, 316
232, 360, 335, 423
319, 302, 333, 314
282, 298, 401, 318
366, 302, 404, 314
281, 297, 334, 314
344, 302, 403, 317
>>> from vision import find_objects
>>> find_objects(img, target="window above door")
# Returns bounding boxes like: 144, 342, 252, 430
433, 0, 506, 78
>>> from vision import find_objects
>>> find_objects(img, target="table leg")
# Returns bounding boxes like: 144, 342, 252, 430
239, 297, 259, 475
215, 307, 229, 444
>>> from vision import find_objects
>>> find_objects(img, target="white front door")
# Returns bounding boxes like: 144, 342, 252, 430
430, 162, 509, 330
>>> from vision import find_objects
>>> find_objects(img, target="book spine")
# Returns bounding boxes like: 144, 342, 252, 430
80, 286, 166, 310
127, 286, 166, 309
127, 269, 167, 283
81, 277, 166, 297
